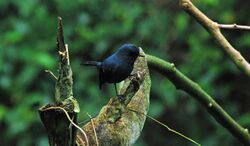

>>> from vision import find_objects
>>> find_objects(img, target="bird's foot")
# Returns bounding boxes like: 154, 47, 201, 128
128, 73, 136, 80
117, 94, 126, 103
128, 72, 141, 80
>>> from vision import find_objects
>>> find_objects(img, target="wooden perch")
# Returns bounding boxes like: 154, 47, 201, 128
77, 48, 151, 146
179, 0, 250, 76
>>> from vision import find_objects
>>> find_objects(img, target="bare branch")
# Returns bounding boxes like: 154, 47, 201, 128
218, 23, 250, 31
128, 108, 201, 146
179, 0, 250, 76
45, 69, 58, 80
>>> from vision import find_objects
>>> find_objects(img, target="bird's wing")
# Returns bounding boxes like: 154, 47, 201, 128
99, 56, 119, 88
99, 60, 116, 89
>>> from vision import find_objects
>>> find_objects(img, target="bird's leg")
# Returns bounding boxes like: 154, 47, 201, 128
114, 83, 125, 102
114, 83, 119, 96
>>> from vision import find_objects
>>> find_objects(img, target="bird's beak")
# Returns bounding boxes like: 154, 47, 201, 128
138, 47, 145, 57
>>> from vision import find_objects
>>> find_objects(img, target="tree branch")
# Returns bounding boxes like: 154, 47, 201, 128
179, 0, 250, 76
146, 54, 250, 145
45, 69, 58, 80
218, 23, 250, 31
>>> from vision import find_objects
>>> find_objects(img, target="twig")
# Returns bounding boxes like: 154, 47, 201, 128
218, 23, 250, 31
65, 44, 70, 65
44, 107, 89, 146
179, 0, 250, 76
146, 54, 250, 145
86, 113, 99, 146
45, 70, 58, 80
76, 135, 86, 146
128, 108, 201, 146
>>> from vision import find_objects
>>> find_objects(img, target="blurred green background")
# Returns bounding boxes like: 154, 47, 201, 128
1, 0, 250, 145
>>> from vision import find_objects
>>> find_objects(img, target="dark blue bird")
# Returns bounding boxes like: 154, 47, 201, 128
83, 44, 143, 96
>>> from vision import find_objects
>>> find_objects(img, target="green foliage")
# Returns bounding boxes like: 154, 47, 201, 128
0, 0, 250, 146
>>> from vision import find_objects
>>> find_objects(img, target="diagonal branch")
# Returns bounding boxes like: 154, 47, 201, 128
146, 54, 250, 145
179, 0, 250, 76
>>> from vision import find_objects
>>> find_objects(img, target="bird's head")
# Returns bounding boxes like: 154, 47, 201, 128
118, 44, 144, 59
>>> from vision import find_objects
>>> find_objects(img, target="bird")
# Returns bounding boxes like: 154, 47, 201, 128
83, 43, 143, 96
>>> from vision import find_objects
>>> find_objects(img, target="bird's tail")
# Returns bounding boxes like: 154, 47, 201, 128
81, 61, 101, 67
